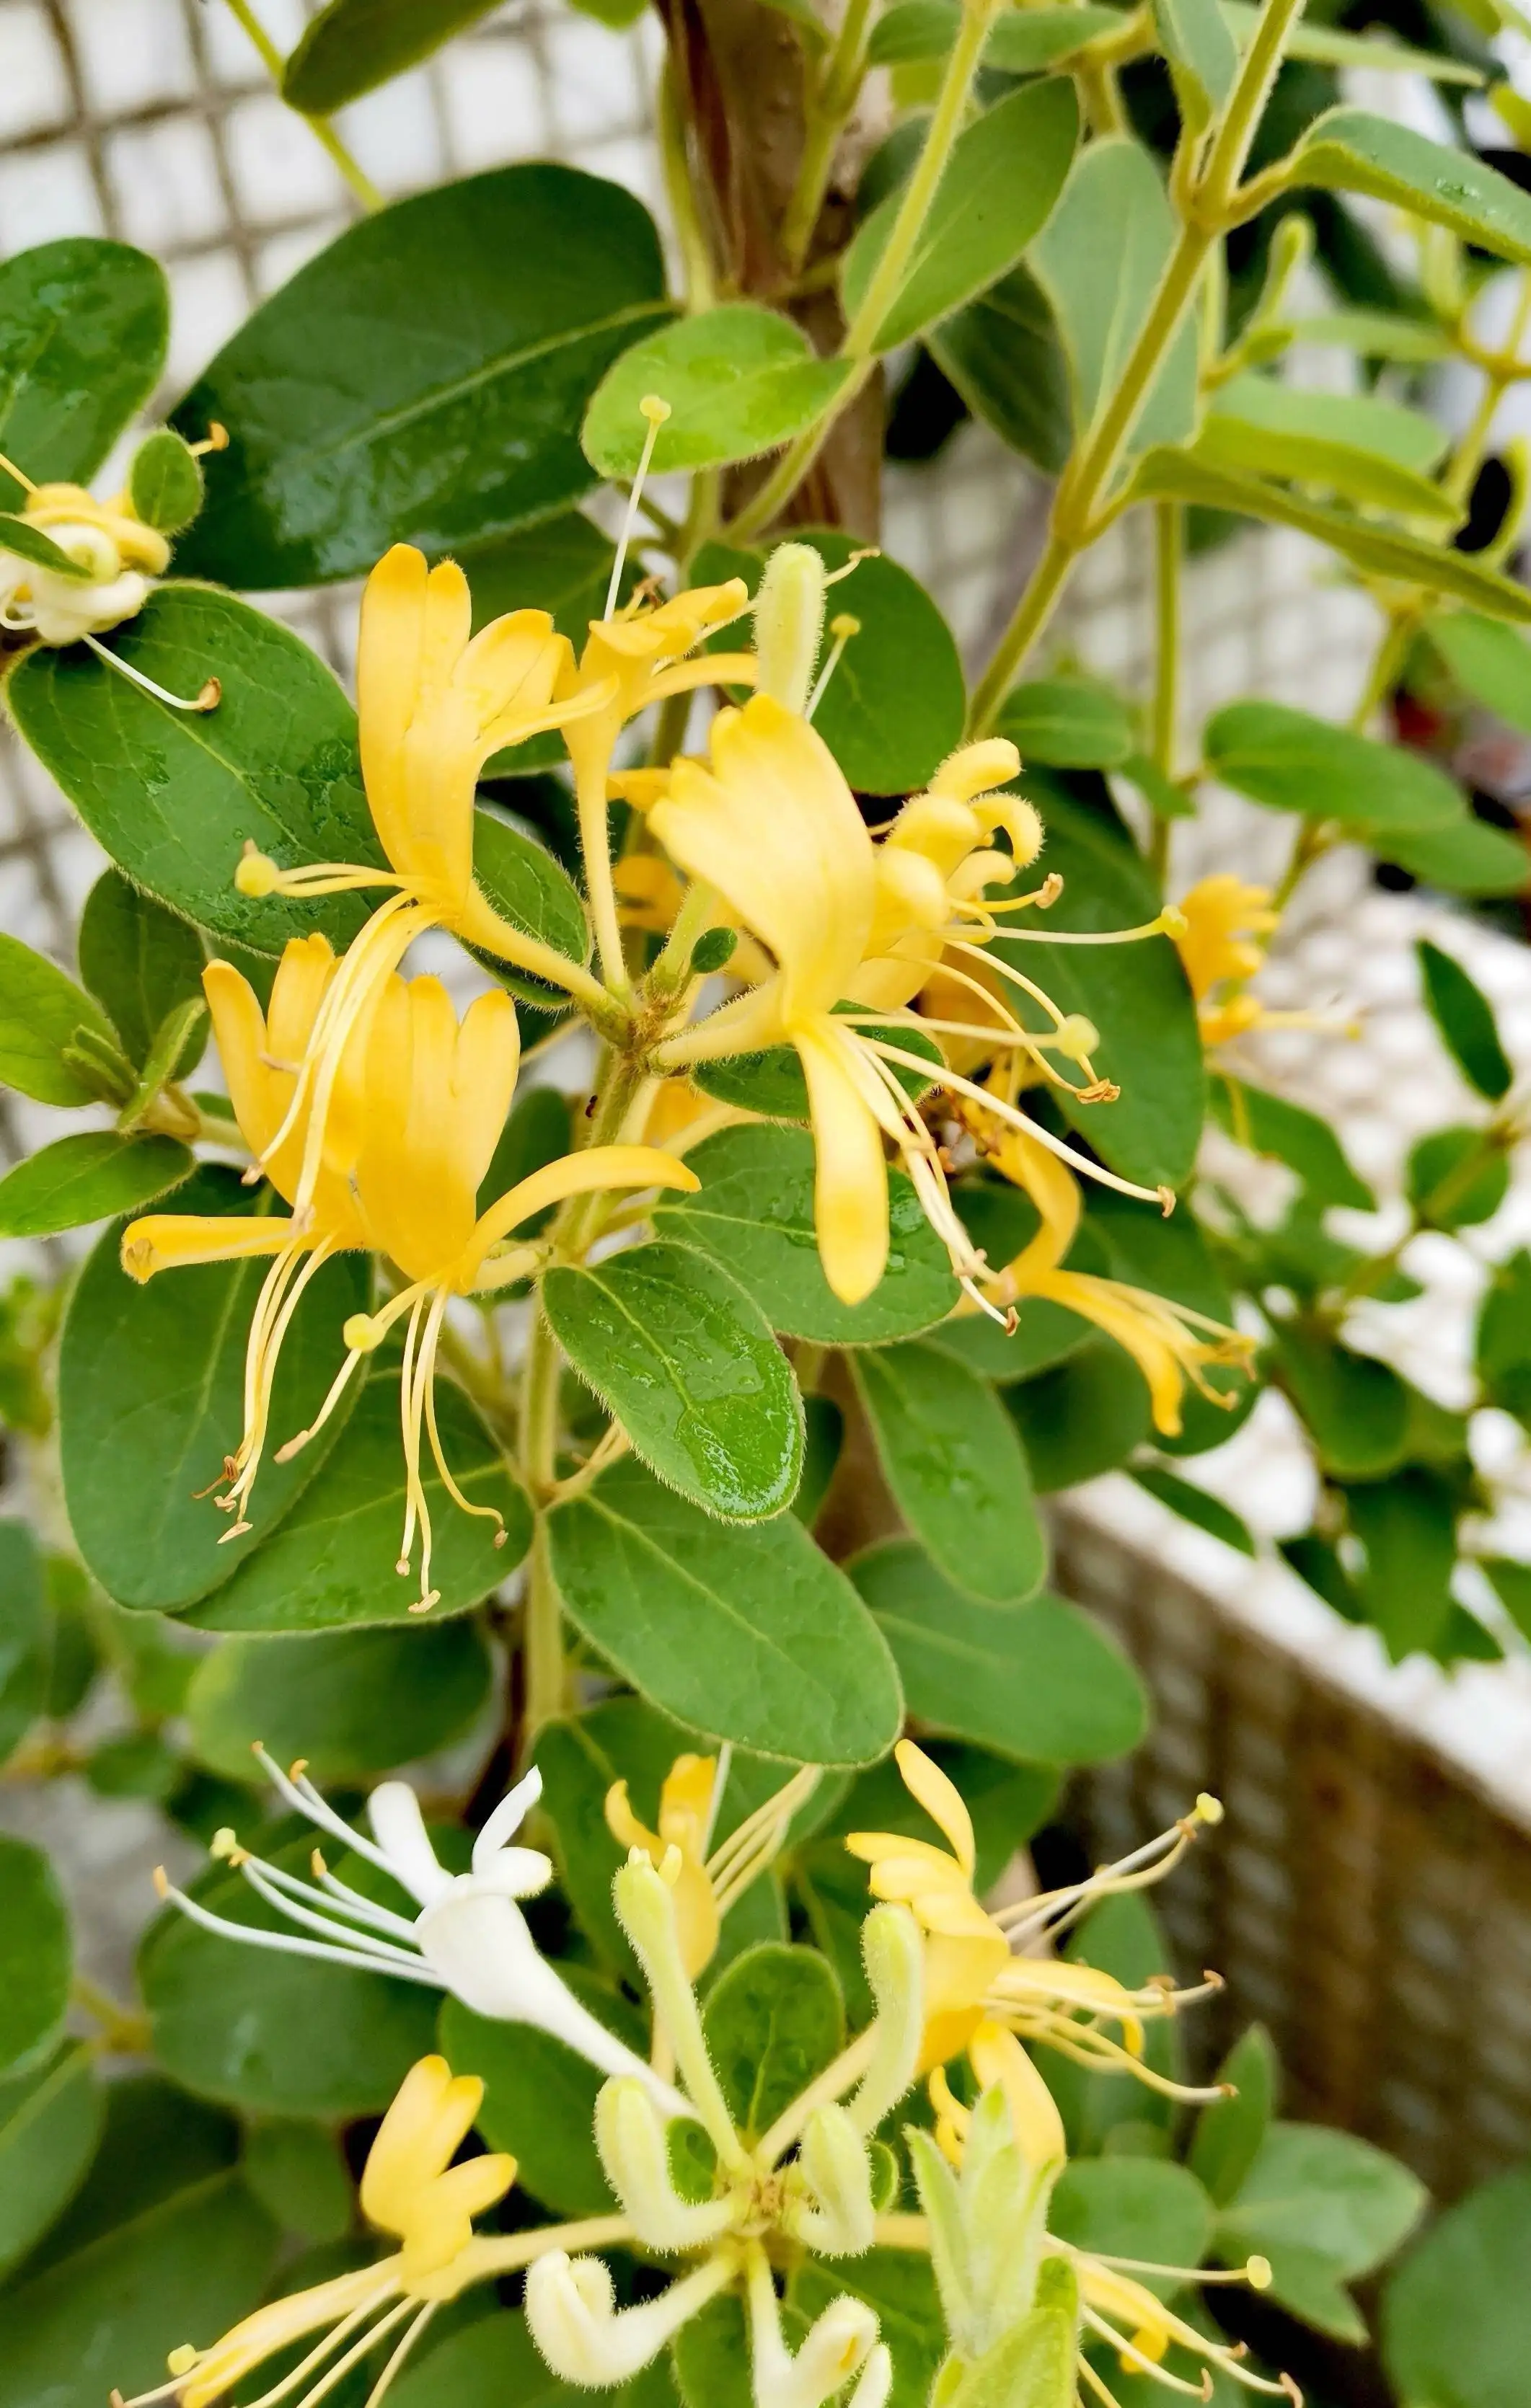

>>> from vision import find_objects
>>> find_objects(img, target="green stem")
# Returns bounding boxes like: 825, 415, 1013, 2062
660, 60, 716, 311
1196, 0, 1310, 212
1151, 498, 1182, 777
780, 0, 880, 275
728, 0, 999, 541
968, 526, 1077, 732
220, 0, 383, 211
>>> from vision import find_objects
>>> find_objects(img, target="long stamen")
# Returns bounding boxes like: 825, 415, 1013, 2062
82, 634, 220, 712
867, 1040, 1173, 1209
151, 1867, 441, 1983
605, 395, 671, 620
981, 908, 1186, 949
361, 2304, 438, 2408
222, 1239, 337, 1532
283, 2297, 419, 2408
223, 2294, 400, 2408
274, 1342, 367, 1465
806, 612, 859, 720
395, 1296, 441, 1613
420, 1295, 506, 1541
1080, 2311, 1212, 2397
233, 1856, 429, 1965
308, 1851, 421, 1941
250, 1744, 400, 1877
0, 448, 37, 493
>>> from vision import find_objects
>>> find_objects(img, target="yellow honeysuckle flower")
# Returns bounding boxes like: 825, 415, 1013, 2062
232, 543, 617, 1214
1173, 874, 1349, 1052
123, 950, 697, 1608
966, 1112, 1254, 1438
847, 1743, 1227, 2089
649, 698, 1156, 1309
604, 1749, 819, 1979
116, 2055, 517, 2408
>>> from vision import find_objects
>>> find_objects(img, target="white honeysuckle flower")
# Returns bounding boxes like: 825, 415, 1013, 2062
0, 538, 152, 645
155, 1748, 685, 2114
744, 2243, 889, 2408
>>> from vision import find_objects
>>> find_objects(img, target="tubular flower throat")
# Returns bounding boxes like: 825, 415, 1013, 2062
846, 1742, 1228, 2091
650, 696, 1157, 1311
231, 542, 617, 1216
965, 1110, 1255, 1438
121, 946, 697, 1607
116, 2055, 518, 2408
604, 1747, 820, 1979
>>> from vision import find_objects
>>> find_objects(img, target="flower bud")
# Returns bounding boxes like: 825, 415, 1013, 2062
846, 1904, 923, 2136
526, 2248, 736, 2386
787, 2104, 875, 2257
754, 541, 827, 717
594, 2077, 736, 2251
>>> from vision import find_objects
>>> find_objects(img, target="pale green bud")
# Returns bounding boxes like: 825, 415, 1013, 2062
846, 1903, 924, 2137
786, 2104, 876, 2257
594, 2077, 736, 2252
754, 541, 827, 716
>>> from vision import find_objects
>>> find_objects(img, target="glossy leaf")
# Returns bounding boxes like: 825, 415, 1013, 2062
0, 1132, 194, 1240
997, 674, 1135, 767
544, 1242, 803, 1521
8, 586, 384, 955
696, 531, 965, 794
465, 807, 591, 1004
1031, 138, 1198, 459
78, 867, 208, 1075
1426, 608, 1531, 734
929, 265, 1072, 474
173, 167, 671, 587
0, 2043, 104, 2280
1051, 2158, 1212, 2285
1346, 1466, 1457, 1660
1382, 2165, 1531, 2408
653, 1124, 957, 1345
0, 2172, 276, 2408
870, 1, 1119, 68
128, 429, 203, 535
584, 304, 854, 477
0, 934, 123, 1107
705, 1943, 844, 2142
1007, 1337, 1154, 1489
0, 239, 167, 510
1204, 699, 1463, 836
1292, 110, 1531, 263
990, 789, 1204, 1189
1288, 307, 1451, 362
0, 1834, 70, 2079
1189, 2024, 1278, 2205
59, 1166, 368, 1613
546, 1458, 902, 1764
186, 1620, 492, 1781
851, 1538, 1146, 1763
240, 2118, 352, 2243
439, 1996, 616, 2216
1417, 936, 1513, 1099
1129, 446, 1531, 621
1154, 0, 1237, 128
852, 1341, 1046, 1603
186, 1375, 529, 1632
842, 80, 1079, 354
283, 0, 502, 109
0, 514, 92, 576
1211, 1078, 1375, 1209
1266, 1322, 1409, 1480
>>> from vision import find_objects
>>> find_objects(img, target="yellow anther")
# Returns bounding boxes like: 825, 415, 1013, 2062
1053, 1014, 1100, 1065
1247, 2256, 1272, 2290
234, 840, 280, 898
152, 1864, 169, 1898
1157, 904, 1188, 937
829, 612, 860, 641
343, 1312, 387, 1353
209, 1827, 239, 1860
167, 2346, 199, 2376
640, 394, 672, 425
1195, 1792, 1224, 1826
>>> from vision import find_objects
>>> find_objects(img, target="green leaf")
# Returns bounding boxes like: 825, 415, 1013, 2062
24, 2073, 237, 2270
1416, 937, 1512, 1101
1291, 109, 1531, 262
1211, 1078, 1375, 1208
438, 1996, 614, 2216
0, 1131, 193, 1240
1267, 1322, 1408, 1479
0, 513, 94, 577
696, 531, 965, 795
653, 1125, 957, 1345
1382, 2164, 1531, 2408
1218, 2122, 1426, 2340
1007, 1337, 1154, 1490
141, 1844, 439, 2117
842, 80, 1079, 354
1223, 0, 1486, 79
583, 305, 854, 478
1131, 1464, 1255, 1554
78, 867, 208, 1074
241, 2119, 353, 2243
870, 2, 1119, 68
930, 1183, 1100, 1382
545, 1459, 902, 1765
172, 168, 670, 588
59, 1165, 369, 1614
128, 429, 204, 536
544, 1241, 803, 1521
1426, 608, 1531, 734
997, 675, 1136, 768
991, 789, 1205, 1189
1477, 1249, 1531, 1422
1046, 1893, 1181, 2148
1051, 2158, 1212, 2287
704, 1942, 844, 2143
941, 2270, 1078, 2408
184, 1374, 529, 1633
928, 264, 1072, 475
1345, 1466, 1458, 1660
852, 1342, 1046, 1604
9, 586, 385, 956
1154, 0, 1237, 128
850, 1537, 1147, 1763
1482, 1553, 1531, 1642
0, 934, 123, 1107
1031, 138, 1198, 460
1204, 699, 1463, 837
1201, 373, 1455, 517
0, 1834, 70, 2079
393, 2313, 678, 2408
283, 0, 502, 109
790, 2251, 945, 2408
0, 2043, 104, 2280
1380, 813, 1530, 895
1188, 2025, 1278, 2206
1129, 446, 1531, 621
467, 510, 619, 647
1407, 1122, 1508, 1229
0, 239, 167, 509
186, 1621, 492, 1781
0, 2172, 277, 2408
1287, 307, 1451, 363
0, 1521, 45, 1766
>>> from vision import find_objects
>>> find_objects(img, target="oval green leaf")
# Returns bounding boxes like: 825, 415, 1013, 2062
1426, 608, 1531, 734
128, 430, 204, 536
0, 1132, 193, 1240
997, 674, 1136, 768
1006, 1335, 1154, 1490
544, 1241, 803, 1521
1205, 698, 1463, 836
704, 1943, 844, 2143
584, 304, 855, 478
1292, 109, 1531, 264
283, 0, 503, 110
1417, 937, 1512, 1101
0, 1835, 70, 2081
439, 1995, 620, 2217
929, 264, 1072, 475
852, 1341, 1046, 1604
0, 239, 167, 509
172, 168, 671, 587
0, 2043, 104, 2280
0, 934, 123, 1107
1380, 813, 1530, 894
79, 868, 208, 1074
546, 1459, 902, 1765
186, 1620, 493, 1781
59, 1164, 369, 1613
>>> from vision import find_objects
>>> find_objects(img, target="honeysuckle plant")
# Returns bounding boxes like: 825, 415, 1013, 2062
3, 0, 1531, 2396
